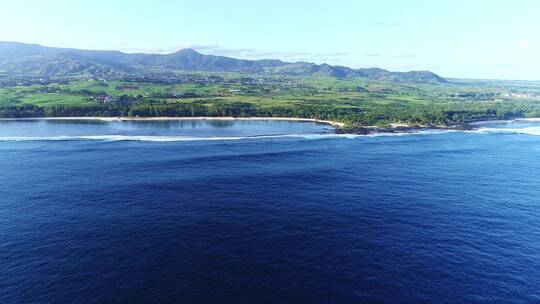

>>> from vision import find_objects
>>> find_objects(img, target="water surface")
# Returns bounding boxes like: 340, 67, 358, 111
1, 119, 539, 303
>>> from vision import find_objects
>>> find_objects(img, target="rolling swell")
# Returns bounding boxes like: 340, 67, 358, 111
1, 119, 540, 303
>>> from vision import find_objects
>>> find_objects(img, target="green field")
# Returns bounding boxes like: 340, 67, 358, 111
2, 75, 540, 128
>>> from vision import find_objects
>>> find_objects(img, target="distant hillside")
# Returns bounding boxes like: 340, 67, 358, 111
0, 42, 447, 83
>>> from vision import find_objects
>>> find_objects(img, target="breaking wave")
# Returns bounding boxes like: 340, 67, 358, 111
475, 126, 540, 136
2, 125, 538, 142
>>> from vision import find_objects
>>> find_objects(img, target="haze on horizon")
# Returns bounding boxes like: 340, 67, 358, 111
1, 0, 539, 81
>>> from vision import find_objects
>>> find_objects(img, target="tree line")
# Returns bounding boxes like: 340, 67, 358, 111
1, 100, 540, 127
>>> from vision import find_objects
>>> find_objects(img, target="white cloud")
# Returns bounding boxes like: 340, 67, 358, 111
516, 39, 535, 50
116, 43, 349, 64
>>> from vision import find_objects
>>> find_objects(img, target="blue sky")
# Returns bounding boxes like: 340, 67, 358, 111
1, 0, 539, 80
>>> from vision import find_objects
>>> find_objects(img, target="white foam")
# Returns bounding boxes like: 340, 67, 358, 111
476, 126, 540, 136
4, 125, 538, 142
0, 129, 472, 142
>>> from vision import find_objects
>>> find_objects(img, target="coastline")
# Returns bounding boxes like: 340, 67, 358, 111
335, 123, 474, 135
339, 117, 540, 135
1, 116, 536, 135
0, 116, 346, 128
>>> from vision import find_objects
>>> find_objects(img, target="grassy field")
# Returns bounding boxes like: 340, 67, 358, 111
2, 75, 540, 127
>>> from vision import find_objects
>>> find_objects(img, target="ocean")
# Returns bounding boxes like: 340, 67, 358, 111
1, 119, 539, 303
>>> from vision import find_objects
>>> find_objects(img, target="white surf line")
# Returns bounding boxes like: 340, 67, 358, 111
0, 133, 361, 142
0, 129, 476, 142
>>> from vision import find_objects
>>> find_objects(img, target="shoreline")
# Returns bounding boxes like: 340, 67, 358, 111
1, 116, 537, 135
335, 123, 474, 135
0, 116, 346, 128
0, 117, 469, 135
339, 117, 540, 135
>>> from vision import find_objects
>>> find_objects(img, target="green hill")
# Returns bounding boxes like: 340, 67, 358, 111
0, 42, 446, 84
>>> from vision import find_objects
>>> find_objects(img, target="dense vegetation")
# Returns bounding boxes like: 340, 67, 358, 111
1, 75, 540, 128
4, 42, 539, 129
3, 42, 540, 129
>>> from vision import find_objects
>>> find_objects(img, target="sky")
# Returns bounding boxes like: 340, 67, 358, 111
0, 0, 539, 80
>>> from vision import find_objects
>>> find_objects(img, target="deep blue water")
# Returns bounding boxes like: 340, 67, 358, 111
1, 119, 540, 303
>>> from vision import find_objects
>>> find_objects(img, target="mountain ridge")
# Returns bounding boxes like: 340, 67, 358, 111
0, 41, 447, 83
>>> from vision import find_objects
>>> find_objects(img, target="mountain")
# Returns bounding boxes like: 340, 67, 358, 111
0, 42, 447, 83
